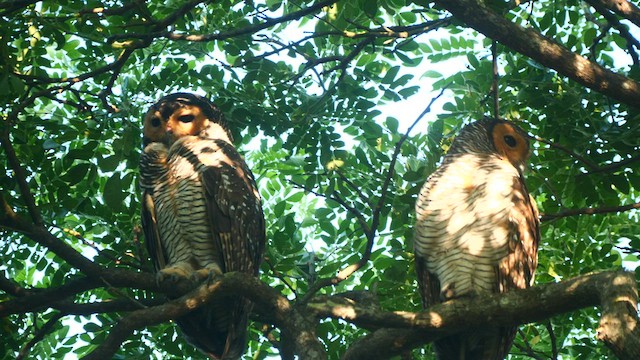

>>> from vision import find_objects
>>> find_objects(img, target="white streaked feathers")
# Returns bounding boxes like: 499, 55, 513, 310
414, 153, 520, 298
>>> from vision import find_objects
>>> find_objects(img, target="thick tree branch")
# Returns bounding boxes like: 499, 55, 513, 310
590, 0, 640, 28
541, 201, 640, 221
434, 0, 640, 108
0, 271, 28, 297
83, 272, 325, 360
0, 277, 96, 317
341, 271, 639, 359
585, 0, 640, 66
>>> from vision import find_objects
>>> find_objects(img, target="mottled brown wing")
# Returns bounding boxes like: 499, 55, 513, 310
490, 176, 540, 359
140, 192, 167, 272
200, 140, 266, 275
497, 176, 540, 293
170, 139, 265, 359
414, 254, 441, 309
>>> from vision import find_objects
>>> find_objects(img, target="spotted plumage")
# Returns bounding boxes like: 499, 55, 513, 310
139, 93, 265, 359
413, 118, 540, 359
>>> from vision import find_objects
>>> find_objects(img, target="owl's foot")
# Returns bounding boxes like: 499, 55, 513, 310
157, 263, 194, 284
191, 263, 224, 283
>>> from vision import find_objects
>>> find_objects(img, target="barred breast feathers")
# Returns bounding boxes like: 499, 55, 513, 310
414, 152, 521, 298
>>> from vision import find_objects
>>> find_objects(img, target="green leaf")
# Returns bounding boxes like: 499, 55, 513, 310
103, 174, 126, 211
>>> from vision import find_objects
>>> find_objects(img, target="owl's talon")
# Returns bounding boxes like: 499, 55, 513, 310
191, 266, 223, 284
157, 265, 193, 284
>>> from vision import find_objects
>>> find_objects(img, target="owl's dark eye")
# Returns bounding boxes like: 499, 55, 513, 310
179, 114, 195, 123
504, 135, 517, 148
150, 117, 161, 127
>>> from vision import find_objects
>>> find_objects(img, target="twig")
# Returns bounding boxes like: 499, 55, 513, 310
290, 179, 373, 239
514, 328, 546, 360
491, 40, 500, 117
335, 169, 371, 205
108, 0, 339, 44
546, 320, 558, 359
533, 135, 599, 171
264, 256, 298, 297
300, 85, 450, 303
16, 312, 64, 360
584, 155, 640, 175
541, 201, 640, 221
0, 129, 43, 225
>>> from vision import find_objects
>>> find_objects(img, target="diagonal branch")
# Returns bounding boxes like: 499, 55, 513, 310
584, 155, 640, 175
585, 0, 640, 66
108, 0, 339, 43
16, 312, 64, 360
300, 86, 450, 303
533, 135, 599, 171
589, 0, 640, 28
434, 0, 640, 108
0, 192, 105, 279
0, 131, 43, 225
541, 201, 640, 221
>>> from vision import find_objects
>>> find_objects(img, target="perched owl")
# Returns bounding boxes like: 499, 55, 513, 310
413, 118, 540, 359
139, 93, 265, 359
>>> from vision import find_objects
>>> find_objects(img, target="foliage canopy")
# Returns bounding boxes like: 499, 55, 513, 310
1, 0, 640, 359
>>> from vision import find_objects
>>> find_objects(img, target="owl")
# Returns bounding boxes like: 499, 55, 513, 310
413, 118, 540, 359
139, 92, 266, 359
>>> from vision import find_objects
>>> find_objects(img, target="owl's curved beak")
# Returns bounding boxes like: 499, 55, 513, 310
164, 126, 176, 146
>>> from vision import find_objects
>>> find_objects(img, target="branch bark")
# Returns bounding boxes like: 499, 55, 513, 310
341, 271, 639, 359
433, 0, 640, 108
83, 272, 325, 360
590, 0, 640, 28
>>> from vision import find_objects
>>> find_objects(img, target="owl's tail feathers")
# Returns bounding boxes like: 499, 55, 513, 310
176, 295, 252, 360
434, 327, 515, 360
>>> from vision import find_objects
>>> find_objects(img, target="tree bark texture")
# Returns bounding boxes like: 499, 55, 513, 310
433, 0, 640, 108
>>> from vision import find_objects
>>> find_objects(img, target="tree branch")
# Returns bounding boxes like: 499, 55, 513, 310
0, 277, 96, 317
16, 312, 64, 360
541, 201, 640, 221
584, 155, 640, 175
341, 271, 639, 359
434, 0, 640, 108
533, 135, 599, 171
585, 0, 640, 66
589, 0, 640, 28
0, 130, 43, 225
300, 85, 450, 302
108, 0, 339, 43
83, 272, 325, 360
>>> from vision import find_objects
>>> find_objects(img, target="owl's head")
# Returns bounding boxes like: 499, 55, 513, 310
142, 92, 232, 147
448, 117, 531, 172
